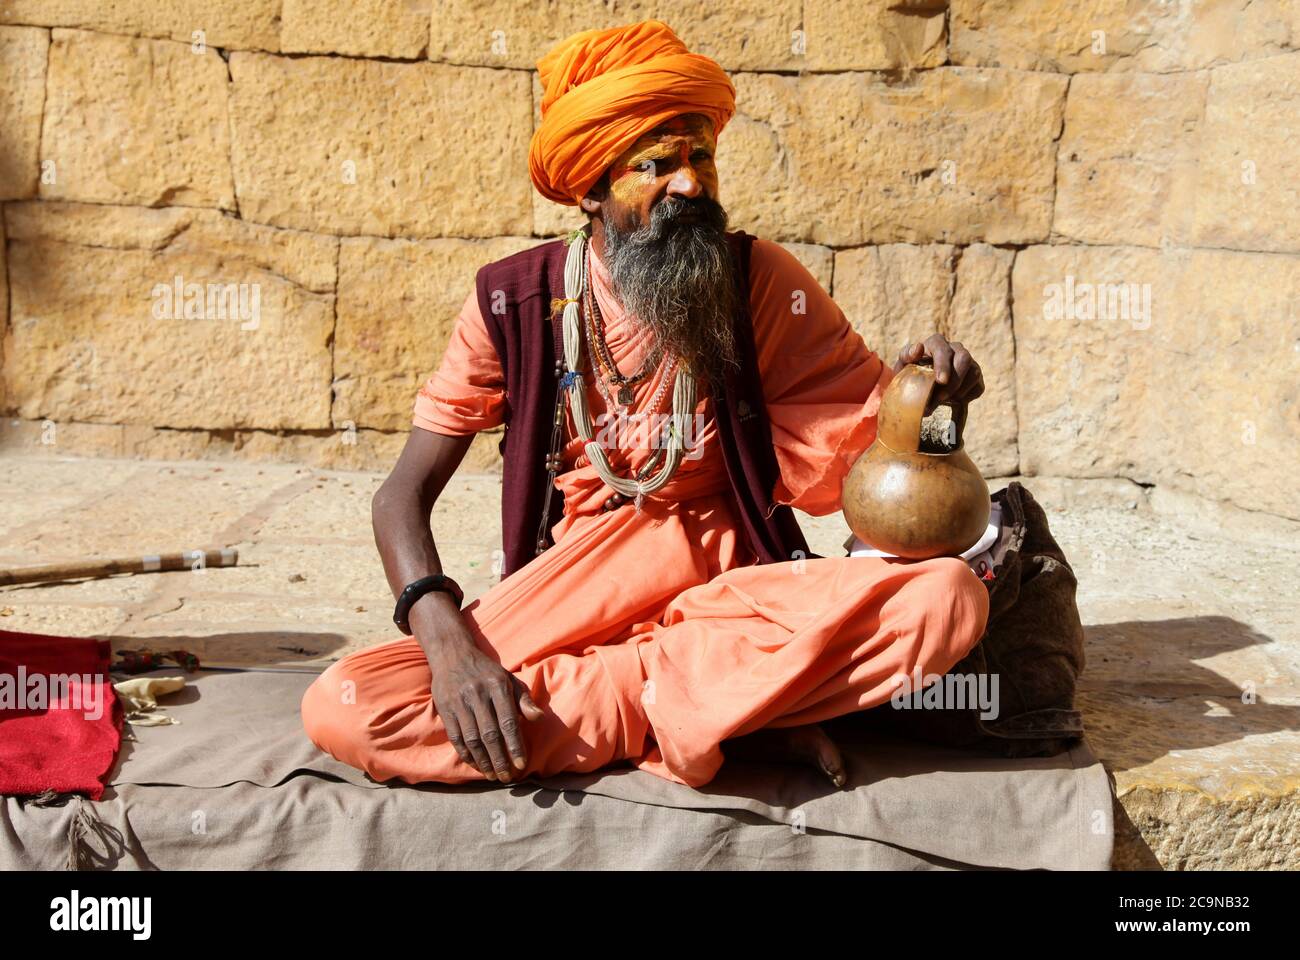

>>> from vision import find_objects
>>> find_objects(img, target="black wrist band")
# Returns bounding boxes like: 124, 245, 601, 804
393, 574, 464, 635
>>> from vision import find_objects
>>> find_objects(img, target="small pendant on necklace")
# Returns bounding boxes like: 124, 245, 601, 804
617, 383, 635, 406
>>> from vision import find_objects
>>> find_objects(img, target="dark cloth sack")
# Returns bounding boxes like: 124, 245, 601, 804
832, 482, 1087, 758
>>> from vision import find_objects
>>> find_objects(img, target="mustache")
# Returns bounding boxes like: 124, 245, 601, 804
641, 193, 728, 236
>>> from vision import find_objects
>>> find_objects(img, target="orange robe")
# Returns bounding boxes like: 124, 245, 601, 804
301, 238, 989, 787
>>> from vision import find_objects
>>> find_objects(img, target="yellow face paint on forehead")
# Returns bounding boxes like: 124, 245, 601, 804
608, 115, 717, 205
620, 115, 715, 167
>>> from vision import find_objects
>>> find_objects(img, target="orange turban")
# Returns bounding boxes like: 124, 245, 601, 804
529, 20, 736, 206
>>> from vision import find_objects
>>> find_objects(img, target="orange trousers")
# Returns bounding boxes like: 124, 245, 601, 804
302, 542, 988, 788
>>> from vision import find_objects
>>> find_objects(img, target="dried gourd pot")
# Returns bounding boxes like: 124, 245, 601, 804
841, 363, 990, 560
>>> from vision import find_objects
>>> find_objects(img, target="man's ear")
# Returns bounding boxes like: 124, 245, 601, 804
580, 170, 610, 217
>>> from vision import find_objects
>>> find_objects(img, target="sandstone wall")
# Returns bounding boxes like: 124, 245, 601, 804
0, 2, 1296, 517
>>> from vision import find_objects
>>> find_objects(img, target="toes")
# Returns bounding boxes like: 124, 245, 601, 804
810, 729, 847, 788
724, 724, 849, 787
786, 723, 848, 787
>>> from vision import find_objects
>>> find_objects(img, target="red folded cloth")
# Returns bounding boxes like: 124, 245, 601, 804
0, 630, 123, 800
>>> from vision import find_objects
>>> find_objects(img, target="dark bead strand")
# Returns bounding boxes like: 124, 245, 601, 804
533, 376, 569, 556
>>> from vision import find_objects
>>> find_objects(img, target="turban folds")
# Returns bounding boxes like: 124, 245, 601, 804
529, 20, 736, 206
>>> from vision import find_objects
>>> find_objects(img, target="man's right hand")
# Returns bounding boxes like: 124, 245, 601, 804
415, 596, 544, 782
373, 428, 544, 782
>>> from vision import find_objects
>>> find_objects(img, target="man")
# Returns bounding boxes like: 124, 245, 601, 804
302, 20, 988, 789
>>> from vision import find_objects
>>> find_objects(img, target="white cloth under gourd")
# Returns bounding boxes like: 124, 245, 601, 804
845, 503, 1004, 577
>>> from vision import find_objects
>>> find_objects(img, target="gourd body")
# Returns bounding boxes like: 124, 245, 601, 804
842, 364, 990, 559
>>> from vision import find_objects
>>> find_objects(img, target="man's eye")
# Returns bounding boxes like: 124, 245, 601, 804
693, 153, 712, 162
637, 159, 657, 174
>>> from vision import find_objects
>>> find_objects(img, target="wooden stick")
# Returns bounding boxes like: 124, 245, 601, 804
0, 548, 239, 586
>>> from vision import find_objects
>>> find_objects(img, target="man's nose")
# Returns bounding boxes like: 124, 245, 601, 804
665, 163, 704, 200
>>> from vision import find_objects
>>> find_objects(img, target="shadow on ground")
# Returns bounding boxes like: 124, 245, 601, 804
1077, 615, 1298, 775
103, 630, 351, 666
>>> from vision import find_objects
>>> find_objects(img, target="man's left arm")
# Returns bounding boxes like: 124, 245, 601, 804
748, 240, 983, 515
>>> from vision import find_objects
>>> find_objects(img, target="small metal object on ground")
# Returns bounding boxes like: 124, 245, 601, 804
0, 548, 239, 586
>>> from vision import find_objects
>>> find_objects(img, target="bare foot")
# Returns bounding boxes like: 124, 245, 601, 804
725, 722, 847, 788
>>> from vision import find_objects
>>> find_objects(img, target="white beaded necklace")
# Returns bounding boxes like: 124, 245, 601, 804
559, 229, 696, 511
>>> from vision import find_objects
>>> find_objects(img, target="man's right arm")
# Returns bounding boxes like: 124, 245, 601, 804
371, 426, 542, 782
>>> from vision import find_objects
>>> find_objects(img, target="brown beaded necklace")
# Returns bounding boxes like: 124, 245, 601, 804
585, 248, 662, 407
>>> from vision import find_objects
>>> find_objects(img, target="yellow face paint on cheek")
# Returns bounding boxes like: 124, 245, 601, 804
610, 167, 652, 207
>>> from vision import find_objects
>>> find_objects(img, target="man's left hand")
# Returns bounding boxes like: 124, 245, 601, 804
893, 334, 985, 413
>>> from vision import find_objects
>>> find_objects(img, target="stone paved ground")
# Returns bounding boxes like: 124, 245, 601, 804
1, 454, 1296, 870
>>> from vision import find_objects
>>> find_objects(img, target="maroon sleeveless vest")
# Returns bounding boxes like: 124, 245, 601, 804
477, 228, 812, 579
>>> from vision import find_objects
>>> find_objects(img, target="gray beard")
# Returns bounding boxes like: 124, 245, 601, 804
602, 194, 739, 385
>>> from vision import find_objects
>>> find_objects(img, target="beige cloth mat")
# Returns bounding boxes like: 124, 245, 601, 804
1, 668, 1114, 870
